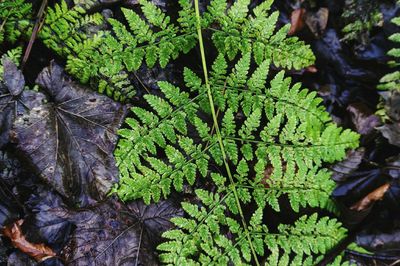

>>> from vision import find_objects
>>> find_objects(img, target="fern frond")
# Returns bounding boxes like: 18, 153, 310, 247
114, 50, 358, 262
65, 1, 197, 101
208, 0, 315, 68
115, 53, 358, 210
341, 0, 383, 45
39, 0, 104, 57
27, 0, 316, 101
0, 0, 32, 44
158, 190, 346, 265
378, 15, 400, 91
4, 0, 315, 101
114, 82, 211, 203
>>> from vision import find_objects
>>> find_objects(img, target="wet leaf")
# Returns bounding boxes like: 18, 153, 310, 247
0, 150, 23, 227
304, 8, 329, 38
381, 90, 400, 121
0, 239, 8, 265
23, 189, 182, 266
288, 8, 306, 35
3, 59, 24, 96
377, 123, 400, 147
350, 183, 390, 211
377, 90, 400, 147
0, 60, 25, 148
313, 29, 371, 79
331, 148, 365, 182
22, 189, 73, 252
11, 62, 127, 206
2, 220, 56, 262
62, 199, 182, 265
332, 169, 386, 206
0, 186, 19, 227
6, 251, 36, 266
357, 230, 400, 256
347, 103, 381, 135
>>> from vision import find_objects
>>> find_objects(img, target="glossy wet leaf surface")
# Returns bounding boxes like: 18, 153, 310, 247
22, 190, 182, 266
0, 60, 25, 148
11, 62, 127, 206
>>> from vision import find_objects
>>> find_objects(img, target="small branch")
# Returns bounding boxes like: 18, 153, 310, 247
21, 0, 48, 70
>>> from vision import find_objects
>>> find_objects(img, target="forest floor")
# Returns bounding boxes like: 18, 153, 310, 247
1, 0, 400, 265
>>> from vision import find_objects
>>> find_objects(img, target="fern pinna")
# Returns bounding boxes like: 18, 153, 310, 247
378, 13, 400, 91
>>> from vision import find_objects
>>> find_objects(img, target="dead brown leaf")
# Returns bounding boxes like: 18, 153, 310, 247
351, 183, 390, 211
304, 7, 329, 38
305, 65, 318, 73
347, 103, 381, 135
2, 220, 56, 262
288, 8, 306, 35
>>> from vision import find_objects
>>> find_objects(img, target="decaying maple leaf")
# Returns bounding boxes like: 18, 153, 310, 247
11, 62, 127, 207
0, 59, 25, 148
2, 220, 56, 262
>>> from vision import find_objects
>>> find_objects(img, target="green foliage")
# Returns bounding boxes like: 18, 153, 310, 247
66, 0, 197, 101
0, 47, 22, 80
378, 15, 400, 91
1, 0, 315, 101
0, 0, 32, 44
0, 0, 358, 263
113, 2, 358, 262
207, 0, 315, 68
158, 195, 346, 265
39, 0, 104, 57
341, 0, 383, 46
115, 53, 358, 204
114, 51, 359, 263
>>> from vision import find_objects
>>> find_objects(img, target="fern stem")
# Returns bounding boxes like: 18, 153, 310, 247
193, 1, 260, 265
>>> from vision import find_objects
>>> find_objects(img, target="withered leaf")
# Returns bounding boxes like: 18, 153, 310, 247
23, 189, 182, 266
2, 220, 56, 262
331, 148, 365, 182
332, 168, 385, 205
288, 8, 306, 36
62, 199, 182, 265
304, 8, 329, 38
0, 59, 25, 148
351, 183, 390, 211
377, 90, 400, 146
356, 230, 400, 255
6, 251, 36, 266
378, 123, 400, 147
22, 189, 73, 251
347, 103, 381, 135
11, 62, 127, 206
3, 59, 24, 96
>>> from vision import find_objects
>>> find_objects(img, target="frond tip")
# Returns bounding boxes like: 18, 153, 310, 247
158, 191, 347, 265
